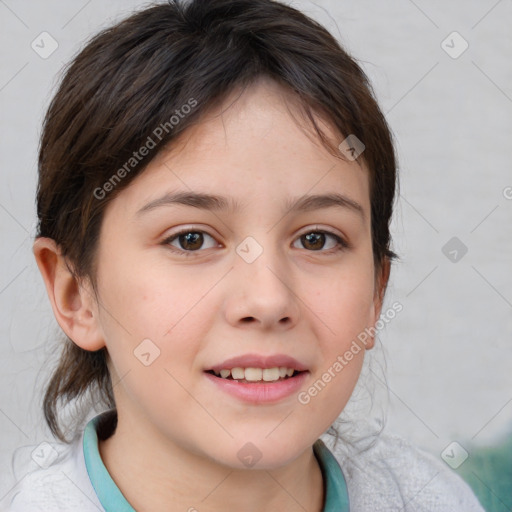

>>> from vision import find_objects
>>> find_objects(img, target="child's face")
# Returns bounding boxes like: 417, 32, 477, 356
92, 77, 385, 468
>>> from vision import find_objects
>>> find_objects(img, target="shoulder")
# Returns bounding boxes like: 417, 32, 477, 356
326, 431, 485, 512
1, 433, 103, 512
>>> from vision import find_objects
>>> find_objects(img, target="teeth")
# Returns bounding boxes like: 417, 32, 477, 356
262, 368, 280, 381
245, 368, 263, 381
231, 367, 245, 379
212, 366, 298, 382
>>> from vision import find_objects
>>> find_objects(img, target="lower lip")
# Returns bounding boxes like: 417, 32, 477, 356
204, 371, 309, 404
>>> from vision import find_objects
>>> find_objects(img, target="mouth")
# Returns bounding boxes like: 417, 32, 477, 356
203, 353, 310, 403
205, 367, 307, 384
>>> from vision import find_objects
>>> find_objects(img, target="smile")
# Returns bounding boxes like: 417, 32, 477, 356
204, 369, 309, 403
207, 366, 300, 382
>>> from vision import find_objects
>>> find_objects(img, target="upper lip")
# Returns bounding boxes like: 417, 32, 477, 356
207, 353, 309, 372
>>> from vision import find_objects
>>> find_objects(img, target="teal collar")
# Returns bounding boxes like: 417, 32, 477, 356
83, 412, 349, 511
313, 438, 350, 511
83, 411, 135, 512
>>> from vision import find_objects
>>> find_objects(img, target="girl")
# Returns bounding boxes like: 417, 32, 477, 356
3, 0, 484, 510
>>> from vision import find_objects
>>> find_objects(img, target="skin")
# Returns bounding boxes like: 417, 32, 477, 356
34, 76, 389, 512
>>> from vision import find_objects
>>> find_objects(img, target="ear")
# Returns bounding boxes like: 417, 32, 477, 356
365, 257, 391, 350
33, 237, 105, 351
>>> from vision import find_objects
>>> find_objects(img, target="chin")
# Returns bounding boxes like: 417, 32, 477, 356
206, 436, 311, 471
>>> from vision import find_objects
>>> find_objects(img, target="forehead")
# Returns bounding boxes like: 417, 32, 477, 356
117, 77, 371, 216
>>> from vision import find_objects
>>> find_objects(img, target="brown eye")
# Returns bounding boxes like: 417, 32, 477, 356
293, 230, 348, 253
163, 230, 218, 253
301, 232, 325, 251
177, 232, 203, 250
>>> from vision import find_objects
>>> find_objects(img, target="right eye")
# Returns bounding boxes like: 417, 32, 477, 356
162, 229, 219, 255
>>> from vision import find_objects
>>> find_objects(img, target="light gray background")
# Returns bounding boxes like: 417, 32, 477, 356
1, 0, 511, 498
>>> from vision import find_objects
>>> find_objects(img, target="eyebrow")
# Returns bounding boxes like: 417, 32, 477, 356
136, 190, 365, 220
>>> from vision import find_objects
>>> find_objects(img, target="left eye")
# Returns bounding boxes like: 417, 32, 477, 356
292, 230, 347, 252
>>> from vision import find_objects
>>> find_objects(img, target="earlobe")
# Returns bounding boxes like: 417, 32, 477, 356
33, 237, 105, 352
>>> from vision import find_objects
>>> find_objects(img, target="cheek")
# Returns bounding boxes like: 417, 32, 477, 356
95, 263, 213, 419
305, 261, 375, 420
95, 257, 219, 380
302, 355, 364, 427
309, 262, 376, 342
97, 252, 206, 336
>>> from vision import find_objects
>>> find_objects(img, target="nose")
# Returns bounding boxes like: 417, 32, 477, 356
223, 240, 300, 331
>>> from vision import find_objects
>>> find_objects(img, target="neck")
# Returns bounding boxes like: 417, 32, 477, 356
98, 416, 324, 512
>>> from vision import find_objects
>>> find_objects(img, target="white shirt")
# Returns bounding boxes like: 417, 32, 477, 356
1, 410, 485, 511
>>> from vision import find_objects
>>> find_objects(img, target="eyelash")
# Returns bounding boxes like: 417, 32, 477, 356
161, 227, 349, 256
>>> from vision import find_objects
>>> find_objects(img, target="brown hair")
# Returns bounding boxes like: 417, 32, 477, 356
36, 0, 398, 443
